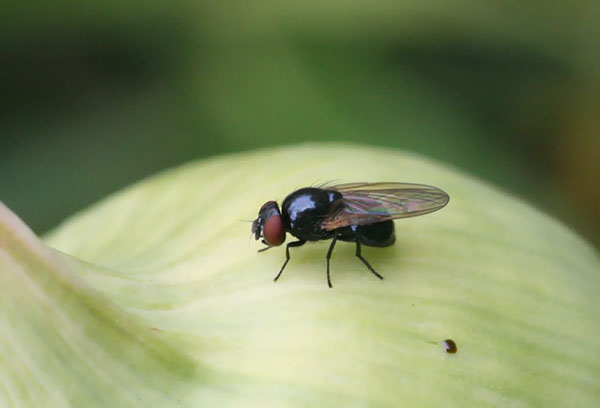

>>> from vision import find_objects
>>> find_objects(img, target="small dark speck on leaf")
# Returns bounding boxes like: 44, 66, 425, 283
443, 339, 457, 354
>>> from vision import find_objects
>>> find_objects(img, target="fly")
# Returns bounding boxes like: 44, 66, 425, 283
251, 182, 449, 288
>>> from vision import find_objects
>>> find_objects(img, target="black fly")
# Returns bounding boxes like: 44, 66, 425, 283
251, 182, 449, 287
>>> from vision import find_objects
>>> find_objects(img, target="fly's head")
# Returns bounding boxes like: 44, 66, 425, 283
252, 201, 286, 247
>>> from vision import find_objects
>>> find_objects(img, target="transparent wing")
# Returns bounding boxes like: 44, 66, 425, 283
321, 182, 449, 230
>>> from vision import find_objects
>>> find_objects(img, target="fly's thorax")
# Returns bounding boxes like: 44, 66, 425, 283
281, 187, 342, 241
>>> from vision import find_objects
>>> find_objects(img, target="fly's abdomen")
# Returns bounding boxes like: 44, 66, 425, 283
336, 221, 395, 247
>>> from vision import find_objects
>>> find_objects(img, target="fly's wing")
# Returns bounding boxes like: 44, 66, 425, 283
321, 182, 449, 230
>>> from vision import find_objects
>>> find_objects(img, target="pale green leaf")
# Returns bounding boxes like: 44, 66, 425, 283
1, 143, 599, 407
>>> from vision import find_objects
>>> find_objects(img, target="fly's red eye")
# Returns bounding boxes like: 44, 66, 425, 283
263, 215, 285, 246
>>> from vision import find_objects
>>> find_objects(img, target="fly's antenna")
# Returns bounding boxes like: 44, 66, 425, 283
239, 219, 255, 246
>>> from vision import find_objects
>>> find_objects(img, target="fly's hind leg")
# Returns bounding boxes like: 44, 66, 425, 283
355, 239, 384, 280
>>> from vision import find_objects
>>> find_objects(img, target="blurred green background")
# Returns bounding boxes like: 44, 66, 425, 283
1, 1, 599, 246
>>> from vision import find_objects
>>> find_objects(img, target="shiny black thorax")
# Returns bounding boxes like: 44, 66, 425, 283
281, 188, 340, 241
281, 187, 395, 247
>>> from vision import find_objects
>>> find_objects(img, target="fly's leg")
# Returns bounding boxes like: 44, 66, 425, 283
355, 239, 384, 280
274, 240, 306, 282
258, 240, 271, 252
325, 236, 338, 288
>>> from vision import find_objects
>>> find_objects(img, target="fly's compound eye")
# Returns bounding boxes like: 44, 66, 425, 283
263, 214, 285, 246
252, 200, 285, 246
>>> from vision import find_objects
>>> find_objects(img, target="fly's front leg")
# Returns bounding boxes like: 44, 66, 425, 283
258, 240, 271, 252
274, 240, 306, 282
355, 239, 384, 280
